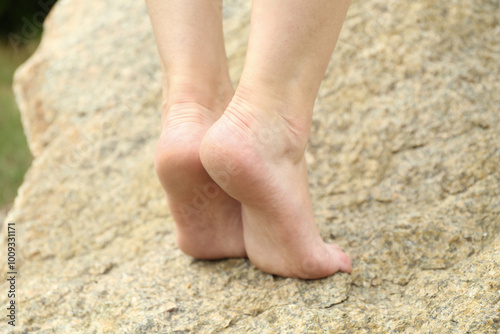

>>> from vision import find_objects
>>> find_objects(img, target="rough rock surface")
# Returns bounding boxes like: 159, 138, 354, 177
1, 0, 499, 332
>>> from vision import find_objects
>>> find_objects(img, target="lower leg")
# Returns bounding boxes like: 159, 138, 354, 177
147, 0, 233, 112
146, 0, 245, 258
201, 0, 351, 277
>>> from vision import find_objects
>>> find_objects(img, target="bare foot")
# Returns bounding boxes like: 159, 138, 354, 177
200, 90, 351, 278
155, 102, 246, 259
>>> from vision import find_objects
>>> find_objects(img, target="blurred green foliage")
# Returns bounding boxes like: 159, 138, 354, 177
0, 41, 36, 206
0, 0, 57, 47
0, 1, 56, 207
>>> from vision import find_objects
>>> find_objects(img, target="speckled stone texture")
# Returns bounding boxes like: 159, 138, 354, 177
1, 0, 499, 332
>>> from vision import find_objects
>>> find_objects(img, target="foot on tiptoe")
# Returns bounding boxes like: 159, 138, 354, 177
200, 88, 351, 278
155, 101, 246, 259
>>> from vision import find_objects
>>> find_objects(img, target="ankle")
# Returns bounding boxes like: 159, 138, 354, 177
225, 86, 312, 161
163, 73, 234, 113
237, 73, 318, 116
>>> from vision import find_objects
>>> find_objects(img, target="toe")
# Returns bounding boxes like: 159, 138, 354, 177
328, 244, 352, 274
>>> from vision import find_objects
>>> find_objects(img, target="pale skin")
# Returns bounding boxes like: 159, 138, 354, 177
147, 0, 352, 279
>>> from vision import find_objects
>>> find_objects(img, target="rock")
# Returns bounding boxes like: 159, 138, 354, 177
1, 0, 499, 332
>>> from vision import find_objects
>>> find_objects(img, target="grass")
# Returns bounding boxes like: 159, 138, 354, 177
0, 41, 37, 207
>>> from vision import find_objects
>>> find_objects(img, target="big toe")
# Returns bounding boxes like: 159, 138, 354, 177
327, 244, 352, 273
